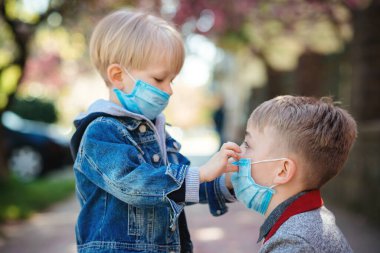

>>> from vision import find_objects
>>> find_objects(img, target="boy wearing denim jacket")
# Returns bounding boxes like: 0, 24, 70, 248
70, 10, 240, 253
230, 96, 356, 252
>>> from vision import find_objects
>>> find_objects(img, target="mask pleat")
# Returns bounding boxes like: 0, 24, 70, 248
231, 158, 277, 215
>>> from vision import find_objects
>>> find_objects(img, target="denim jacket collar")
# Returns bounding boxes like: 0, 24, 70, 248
74, 99, 168, 162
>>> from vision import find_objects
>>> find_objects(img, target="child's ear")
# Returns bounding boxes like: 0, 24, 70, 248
107, 64, 124, 89
273, 159, 296, 185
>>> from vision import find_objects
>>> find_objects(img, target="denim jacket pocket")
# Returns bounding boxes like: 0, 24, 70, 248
128, 205, 156, 242
128, 205, 144, 236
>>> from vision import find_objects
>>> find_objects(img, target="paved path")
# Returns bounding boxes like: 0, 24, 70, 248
1, 156, 380, 253
0, 195, 78, 253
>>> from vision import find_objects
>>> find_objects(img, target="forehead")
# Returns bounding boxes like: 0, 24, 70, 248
245, 122, 259, 143
245, 122, 278, 143
132, 48, 182, 75
246, 120, 257, 137
140, 58, 177, 76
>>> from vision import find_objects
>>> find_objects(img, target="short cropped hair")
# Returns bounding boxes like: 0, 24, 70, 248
90, 9, 185, 85
250, 96, 357, 188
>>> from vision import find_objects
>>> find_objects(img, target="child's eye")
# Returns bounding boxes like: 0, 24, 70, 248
154, 78, 163, 82
244, 141, 249, 148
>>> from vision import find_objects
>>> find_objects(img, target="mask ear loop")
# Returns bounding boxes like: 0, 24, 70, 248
121, 66, 136, 82
251, 158, 287, 189
269, 184, 278, 189
251, 158, 287, 165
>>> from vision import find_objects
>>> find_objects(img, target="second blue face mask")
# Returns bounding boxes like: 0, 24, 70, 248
231, 158, 284, 215
113, 70, 170, 120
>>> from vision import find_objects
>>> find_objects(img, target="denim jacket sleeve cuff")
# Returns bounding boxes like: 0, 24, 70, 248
219, 174, 236, 202
185, 167, 200, 203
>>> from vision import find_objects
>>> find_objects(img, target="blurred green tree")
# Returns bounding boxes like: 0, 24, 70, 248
0, 0, 96, 179
0, 0, 67, 179
173, 0, 364, 97
8, 97, 57, 123
0, 0, 161, 179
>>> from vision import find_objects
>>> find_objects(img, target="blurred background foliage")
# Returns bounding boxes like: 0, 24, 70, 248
8, 97, 57, 123
0, 175, 74, 222
0, 0, 379, 225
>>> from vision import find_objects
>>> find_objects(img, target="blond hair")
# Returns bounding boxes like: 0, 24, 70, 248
250, 96, 357, 188
89, 9, 185, 84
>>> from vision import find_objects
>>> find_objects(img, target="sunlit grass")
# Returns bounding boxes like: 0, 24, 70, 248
0, 174, 75, 222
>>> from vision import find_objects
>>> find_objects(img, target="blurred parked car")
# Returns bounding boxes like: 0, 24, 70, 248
1, 111, 72, 181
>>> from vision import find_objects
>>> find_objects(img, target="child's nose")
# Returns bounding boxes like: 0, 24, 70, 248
163, 83, 173, 95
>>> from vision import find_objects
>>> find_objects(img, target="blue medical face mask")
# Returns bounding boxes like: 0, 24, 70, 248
113, 68, 170, 120
231, 157, 286, 215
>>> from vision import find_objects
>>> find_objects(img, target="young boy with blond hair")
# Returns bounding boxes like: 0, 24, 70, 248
70, 9, 240, 253
230, 95, 356, 252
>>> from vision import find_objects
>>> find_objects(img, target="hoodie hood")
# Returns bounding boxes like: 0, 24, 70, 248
74, 99, 144, 126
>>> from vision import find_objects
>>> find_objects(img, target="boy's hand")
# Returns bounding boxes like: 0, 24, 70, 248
199, 142, 241, 183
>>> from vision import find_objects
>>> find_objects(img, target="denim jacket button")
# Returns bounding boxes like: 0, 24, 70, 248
216, 210, 222, 215
152, 154, 160, 163
171, 224, 176, 231
139, 124, 147, 133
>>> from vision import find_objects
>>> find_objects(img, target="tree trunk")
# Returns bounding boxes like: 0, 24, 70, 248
295, 52, 325, 97
324, 0, 380, 226
294, 51, 347, 99
350, 1, 380, 121
266, 64, 290, 98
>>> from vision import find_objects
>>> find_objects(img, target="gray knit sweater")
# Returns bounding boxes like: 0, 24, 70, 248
259, 206, 353, 253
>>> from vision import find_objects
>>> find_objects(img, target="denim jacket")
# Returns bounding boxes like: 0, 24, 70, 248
70, 100, 235, 253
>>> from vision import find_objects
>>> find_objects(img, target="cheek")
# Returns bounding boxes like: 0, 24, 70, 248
244, 150, 254, 159
251, 173, 268, 186
124, 80, 136, 94
251, 165, 273, 186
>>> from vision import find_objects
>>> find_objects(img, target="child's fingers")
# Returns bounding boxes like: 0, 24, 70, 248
223, 149, 240, 161
221, 143, 241, 161
221, 142, 241, 153
226, 163, 239, 172
226, 157, 239, 172
227, 157, 236, 164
